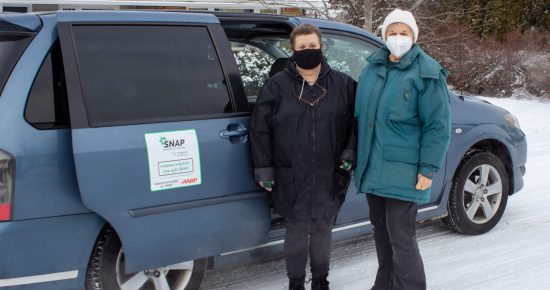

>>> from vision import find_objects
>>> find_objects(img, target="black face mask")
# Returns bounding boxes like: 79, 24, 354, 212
292, 49, 323, 70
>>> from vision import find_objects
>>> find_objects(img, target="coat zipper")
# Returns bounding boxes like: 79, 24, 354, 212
312, 105, 316, 219
360, 74, 387, 186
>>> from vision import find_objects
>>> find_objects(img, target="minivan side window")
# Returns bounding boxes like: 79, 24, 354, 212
71, 25, 231, 127
230, 42, 274, 101
25, 41, 70, 129
322, 33, 377, 80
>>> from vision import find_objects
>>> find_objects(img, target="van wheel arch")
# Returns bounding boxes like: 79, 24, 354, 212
86, 225, 208, 290
467, 139, 514, 193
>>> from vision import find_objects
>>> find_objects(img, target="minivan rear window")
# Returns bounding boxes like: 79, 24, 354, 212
0, 33, 34, 96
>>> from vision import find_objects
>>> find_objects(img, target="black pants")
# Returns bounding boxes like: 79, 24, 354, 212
367, 194, 426, 290
284, 217, 335, 280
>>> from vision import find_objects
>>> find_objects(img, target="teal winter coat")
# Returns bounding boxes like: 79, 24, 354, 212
354, 44, 451, 203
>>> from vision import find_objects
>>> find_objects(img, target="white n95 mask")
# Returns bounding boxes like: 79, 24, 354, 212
386, 35, 413, 58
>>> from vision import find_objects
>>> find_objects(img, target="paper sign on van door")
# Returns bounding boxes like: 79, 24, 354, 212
145, 129, 202, 191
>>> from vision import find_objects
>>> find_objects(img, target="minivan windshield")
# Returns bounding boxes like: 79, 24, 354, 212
0, 33, 34, 96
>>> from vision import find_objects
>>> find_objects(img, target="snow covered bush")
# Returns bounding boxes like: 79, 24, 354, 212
233, 46, 273, 97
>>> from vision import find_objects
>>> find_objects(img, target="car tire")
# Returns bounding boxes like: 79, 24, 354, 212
443, 150, 509, 235
86, 226, 207, 290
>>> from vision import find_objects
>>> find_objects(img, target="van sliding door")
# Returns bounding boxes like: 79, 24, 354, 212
57, 11, 270, 272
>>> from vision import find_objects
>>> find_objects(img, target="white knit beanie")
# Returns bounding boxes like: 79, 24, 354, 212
381, 9, 419, 43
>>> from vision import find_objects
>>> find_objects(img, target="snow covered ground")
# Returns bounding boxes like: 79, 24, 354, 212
201, 97, 550, 290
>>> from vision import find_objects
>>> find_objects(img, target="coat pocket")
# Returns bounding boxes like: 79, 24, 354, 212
387, 89, 419, 123
380, 145, 419, 188
383, 145, 419, 164
273, 167, 298, 210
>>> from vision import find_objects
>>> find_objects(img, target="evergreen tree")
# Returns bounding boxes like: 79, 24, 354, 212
465, 0, 549, 39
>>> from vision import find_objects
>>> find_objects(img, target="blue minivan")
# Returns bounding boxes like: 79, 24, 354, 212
0, 10, 527, 290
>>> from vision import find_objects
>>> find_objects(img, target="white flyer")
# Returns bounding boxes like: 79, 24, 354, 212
144, 129, 202, 191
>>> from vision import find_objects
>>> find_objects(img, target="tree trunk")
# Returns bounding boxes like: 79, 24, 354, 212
363, 0, 373, 32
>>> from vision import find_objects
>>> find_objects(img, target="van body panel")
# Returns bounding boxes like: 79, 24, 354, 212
0, 213, 103, 283
0, 15, 90, 220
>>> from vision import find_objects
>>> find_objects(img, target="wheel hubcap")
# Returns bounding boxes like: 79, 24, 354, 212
115, 250, 194, 290
462, 164, 503, 224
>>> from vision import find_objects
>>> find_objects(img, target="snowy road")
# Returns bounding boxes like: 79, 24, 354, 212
201, 97, 550, 290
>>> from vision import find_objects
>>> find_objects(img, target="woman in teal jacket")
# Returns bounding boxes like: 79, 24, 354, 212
355, 9, 451, 290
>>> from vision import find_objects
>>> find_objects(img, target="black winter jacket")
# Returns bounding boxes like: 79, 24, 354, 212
250, 59, 357, 221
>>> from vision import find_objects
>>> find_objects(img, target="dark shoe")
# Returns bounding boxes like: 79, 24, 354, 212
311, 274, 329, 290
289, 277, 305, 290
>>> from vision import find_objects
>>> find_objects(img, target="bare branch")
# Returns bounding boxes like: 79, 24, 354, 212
410, 0, 425, 11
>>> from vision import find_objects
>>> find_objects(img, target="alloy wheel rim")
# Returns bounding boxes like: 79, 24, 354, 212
462, 164, 503, 224
115, 249, 194, 290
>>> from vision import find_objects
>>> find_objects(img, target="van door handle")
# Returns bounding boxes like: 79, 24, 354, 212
219, 124, 248, 143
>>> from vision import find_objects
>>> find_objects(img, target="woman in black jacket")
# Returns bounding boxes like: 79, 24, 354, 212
249, 24, 356, 290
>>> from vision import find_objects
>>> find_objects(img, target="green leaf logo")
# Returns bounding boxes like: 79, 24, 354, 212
159, 136, 167, 146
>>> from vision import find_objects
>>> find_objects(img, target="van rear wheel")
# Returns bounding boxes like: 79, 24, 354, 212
86, 226, 207, 290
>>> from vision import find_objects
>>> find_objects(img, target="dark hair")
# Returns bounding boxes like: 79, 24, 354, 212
290, 24, 322, 50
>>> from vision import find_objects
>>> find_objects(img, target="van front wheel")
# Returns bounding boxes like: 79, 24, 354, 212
86, 226, 207, 290
443, 151, 509, 235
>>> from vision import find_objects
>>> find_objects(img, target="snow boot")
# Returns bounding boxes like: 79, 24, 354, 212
311, 274, 330, 290
289, 277, 305, 290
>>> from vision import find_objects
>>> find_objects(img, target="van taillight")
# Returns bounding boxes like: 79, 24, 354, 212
0, 151, 14, 222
